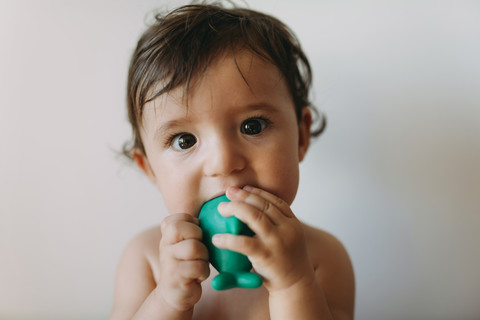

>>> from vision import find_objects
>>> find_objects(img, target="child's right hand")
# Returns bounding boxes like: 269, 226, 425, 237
156, 213, 210, 312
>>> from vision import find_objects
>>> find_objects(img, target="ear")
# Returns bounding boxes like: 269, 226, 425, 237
298, 107, 312, 162
133, 149, 157, 183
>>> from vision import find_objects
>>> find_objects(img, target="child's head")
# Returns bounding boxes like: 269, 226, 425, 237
125, 3, 324, 214
125, 3, 324, 157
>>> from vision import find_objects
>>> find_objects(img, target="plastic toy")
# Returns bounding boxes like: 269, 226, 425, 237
199, 194, 263, 290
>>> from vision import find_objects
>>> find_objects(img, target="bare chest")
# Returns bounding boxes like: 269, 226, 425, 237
150, 258, 270, 319
192, 278, 270, 320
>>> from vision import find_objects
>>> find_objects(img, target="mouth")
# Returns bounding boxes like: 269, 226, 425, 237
205, 184, 249, 203
196, 184, 258, 217
207, 192, 227, 202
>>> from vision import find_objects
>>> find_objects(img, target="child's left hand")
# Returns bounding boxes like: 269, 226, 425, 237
213, 185, 316, 294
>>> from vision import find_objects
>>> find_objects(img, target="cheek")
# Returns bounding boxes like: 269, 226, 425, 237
260, 143, 300, 205
157, 178, 199, 215
272, 170, 299, 205
152, 159, 203, 215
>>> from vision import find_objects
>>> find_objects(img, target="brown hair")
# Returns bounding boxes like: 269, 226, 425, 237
124, 2, 326, 157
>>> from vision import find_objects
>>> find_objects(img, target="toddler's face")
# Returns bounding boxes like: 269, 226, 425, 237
136, 50, 311, 216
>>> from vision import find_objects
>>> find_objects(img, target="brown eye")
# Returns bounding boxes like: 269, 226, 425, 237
172, 133, 197, 150
241, 118, 268, 135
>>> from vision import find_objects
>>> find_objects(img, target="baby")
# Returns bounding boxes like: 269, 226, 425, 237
111, 3, 355, 320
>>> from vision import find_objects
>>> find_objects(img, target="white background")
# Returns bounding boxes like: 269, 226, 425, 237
1, 0, 479, 319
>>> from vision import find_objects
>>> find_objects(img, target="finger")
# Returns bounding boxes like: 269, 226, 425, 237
161, 216, 203, 244
171, 239, 209, 261
162, 213, 200, 225
212, 233, 263, 258
225, 186, 286, 222
242, 186, 295, 218
176, 260, 211, 282
218, 200, 275, 236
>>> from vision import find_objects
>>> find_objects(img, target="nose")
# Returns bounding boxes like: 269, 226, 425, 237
203, 136, 247, 177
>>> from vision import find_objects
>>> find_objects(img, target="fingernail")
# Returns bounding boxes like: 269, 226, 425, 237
229, 186, 240, 194
243, 185, 253, 192
212, 234, 223, 246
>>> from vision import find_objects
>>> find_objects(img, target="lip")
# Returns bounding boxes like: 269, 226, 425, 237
197, 184, 258, 216
196, 191, 228, 216
208, 191, 228, 202
205, 184, 248, 203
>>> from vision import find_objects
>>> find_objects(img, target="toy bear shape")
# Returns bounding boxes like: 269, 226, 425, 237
199, 194, 263, 290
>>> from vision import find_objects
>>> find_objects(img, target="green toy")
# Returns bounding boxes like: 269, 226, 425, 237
199, 194, 263, 290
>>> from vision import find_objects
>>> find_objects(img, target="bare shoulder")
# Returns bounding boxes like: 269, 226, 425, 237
118, 225, 162, 275
128, 225, 162, 261
110, 226, 162, 320
302, 223, 351, 266
302, 223, 356, 319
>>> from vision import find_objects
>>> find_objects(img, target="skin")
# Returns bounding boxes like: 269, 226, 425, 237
110, 50, 355, 320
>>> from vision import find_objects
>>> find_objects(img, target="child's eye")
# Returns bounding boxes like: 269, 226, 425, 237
171, 133, 197, 150
241, 118, 269, 135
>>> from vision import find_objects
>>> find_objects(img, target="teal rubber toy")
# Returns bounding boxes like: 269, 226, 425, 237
199, 194, 263, 290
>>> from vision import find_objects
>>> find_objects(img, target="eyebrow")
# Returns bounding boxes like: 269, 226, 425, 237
152, 102, 280, 140
242, 102, 281, 114
153, 119, 186, 141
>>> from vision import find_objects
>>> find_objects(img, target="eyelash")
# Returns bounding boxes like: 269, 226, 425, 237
164, 132, 188, 148
163, 114, 273, 148
246, 114, 272, 126
242, 115, 272, 133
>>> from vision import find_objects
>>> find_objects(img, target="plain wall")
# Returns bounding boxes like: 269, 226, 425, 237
1, 0, 479, 319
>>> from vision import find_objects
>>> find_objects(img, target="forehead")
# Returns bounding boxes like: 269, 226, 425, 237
141, 50, 293, 125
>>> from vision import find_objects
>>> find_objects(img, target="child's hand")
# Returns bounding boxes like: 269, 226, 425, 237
214, 186, 316, 293
156, 213, 210, 312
